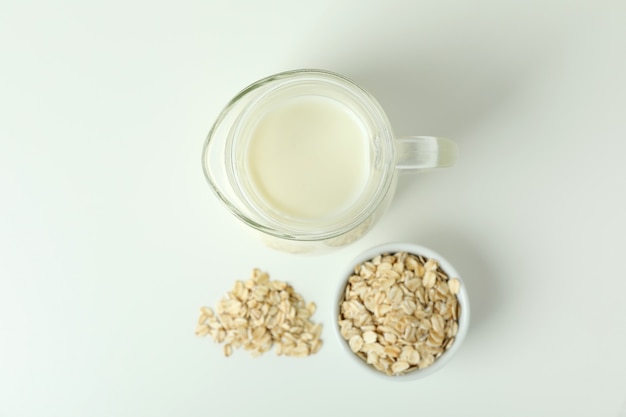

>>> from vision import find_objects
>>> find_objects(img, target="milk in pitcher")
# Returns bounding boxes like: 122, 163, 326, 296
244, 96, 371, 221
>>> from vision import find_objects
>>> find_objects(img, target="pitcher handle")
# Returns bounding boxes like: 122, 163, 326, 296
394, 136, 458, 170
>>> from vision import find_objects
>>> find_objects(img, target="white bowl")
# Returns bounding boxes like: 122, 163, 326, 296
333, 242, 470, 381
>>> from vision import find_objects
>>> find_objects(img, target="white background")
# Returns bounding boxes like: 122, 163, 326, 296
1, 0, 626, 416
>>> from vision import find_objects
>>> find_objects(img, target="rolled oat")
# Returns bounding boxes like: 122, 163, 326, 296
196, 269, 323, 358
337, 252, 462, 375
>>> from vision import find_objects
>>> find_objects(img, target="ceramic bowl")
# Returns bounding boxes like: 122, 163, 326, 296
333, 242, 470, 380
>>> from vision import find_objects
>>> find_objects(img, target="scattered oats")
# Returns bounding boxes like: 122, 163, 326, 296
224, 344, 233, 357
338, 252, 462, 375
196, 269, 322, 358
310, 339, 323, 354
213, 328, 226, 343
194, 324, 210, 337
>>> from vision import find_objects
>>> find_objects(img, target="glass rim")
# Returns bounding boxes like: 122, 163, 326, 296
202, 68, 397, 242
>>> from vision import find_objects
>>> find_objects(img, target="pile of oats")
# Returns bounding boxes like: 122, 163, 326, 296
196, 269, 323, 358
338, 252, 461, 376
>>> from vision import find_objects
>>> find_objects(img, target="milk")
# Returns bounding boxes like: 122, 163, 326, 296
244, 96, 370, 220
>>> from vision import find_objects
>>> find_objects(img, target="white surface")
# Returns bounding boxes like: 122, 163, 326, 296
1, 0, 625, 416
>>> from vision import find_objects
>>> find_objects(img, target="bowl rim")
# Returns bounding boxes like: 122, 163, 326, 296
333, 242, 470, 381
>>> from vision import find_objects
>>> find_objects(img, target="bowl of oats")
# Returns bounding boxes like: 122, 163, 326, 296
334, 243, 469, 380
